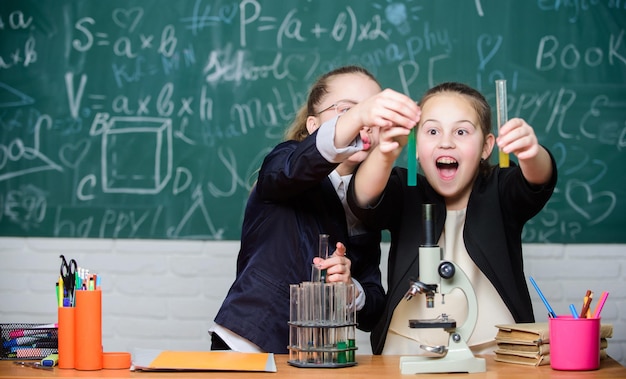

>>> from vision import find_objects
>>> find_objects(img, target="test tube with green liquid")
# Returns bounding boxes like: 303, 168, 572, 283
335, 283, 347, 364
346, 283, 356, 363
496, 79, 510, 168
407, 127, 417, 186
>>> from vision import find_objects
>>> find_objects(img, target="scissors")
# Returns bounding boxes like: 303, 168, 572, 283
13, 361, 53, 371
59, 255, 78, 305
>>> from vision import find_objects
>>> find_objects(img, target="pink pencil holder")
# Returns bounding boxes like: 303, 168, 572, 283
549, 315, 600, 371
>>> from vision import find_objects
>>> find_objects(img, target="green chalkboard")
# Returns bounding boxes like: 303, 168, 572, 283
1, 1, 624, 242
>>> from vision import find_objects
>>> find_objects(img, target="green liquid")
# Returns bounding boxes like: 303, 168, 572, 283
337, 341, 347, 364
347, 338, 356, 362
407, 128, 417, 186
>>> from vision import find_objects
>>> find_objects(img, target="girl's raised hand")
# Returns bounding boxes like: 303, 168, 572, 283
496, 118, 540, 161
345, 88, 420, 131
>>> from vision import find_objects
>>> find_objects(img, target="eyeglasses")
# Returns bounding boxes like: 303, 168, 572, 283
315, 100, 356, 116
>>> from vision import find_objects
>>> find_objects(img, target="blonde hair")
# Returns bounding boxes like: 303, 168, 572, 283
284, 65, 379, 142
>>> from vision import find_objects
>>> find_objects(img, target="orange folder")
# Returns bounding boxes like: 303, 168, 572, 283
132, 349, 276, 372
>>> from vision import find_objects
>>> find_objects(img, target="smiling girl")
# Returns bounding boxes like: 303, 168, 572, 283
348, 82, 557, 355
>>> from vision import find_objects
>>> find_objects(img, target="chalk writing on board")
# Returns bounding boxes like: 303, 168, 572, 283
0, 1, 624, 242
0, 113, 63, 182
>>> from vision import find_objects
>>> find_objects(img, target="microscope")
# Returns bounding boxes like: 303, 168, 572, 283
399, 204, 486, 374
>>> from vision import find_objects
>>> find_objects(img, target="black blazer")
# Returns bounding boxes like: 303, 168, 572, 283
347, 156, 557, 354
214, 132, 386, 353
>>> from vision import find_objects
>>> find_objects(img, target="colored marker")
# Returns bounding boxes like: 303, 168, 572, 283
33, 342, 59, 348
529, 276, 556, 318
4, 336, 57, 348
9, 324, 57, 339
15, 348, 58, 359
41, 353, 59, 367
569, 304, 580, 318
593, 291, 609, 318
57, 276, 63, 308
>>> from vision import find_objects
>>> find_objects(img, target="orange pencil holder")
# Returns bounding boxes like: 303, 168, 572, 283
74, 289, 103, 370
57, 306, 75, 369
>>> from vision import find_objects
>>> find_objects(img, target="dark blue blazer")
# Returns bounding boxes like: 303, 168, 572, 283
214, 132, 386, 353
347, 157, 558, 354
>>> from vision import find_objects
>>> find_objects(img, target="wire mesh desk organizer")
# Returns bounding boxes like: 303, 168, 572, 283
287, 234, 357, 368
1, 323, 58, 360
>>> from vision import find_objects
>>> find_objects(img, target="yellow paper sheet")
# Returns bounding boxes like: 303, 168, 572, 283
132, 349, 276, 372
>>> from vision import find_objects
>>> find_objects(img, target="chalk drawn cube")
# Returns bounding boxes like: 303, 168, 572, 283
102, 117, 172, 194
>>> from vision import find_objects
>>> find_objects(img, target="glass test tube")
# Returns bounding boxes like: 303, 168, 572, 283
289, 281, 356, 366
318, 234, 329, 282
312, 282, 322, 364
324, 283, 334, 364
289, 284, 299, 362
495, 79, 510, 168
300, 282, 311, 363
335, 283, 347, 364
346, 283, 356, 362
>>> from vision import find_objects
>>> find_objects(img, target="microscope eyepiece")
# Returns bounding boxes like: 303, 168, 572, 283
422, 204, 436, 247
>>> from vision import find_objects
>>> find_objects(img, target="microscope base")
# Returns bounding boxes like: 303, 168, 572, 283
399, 334, 486, 374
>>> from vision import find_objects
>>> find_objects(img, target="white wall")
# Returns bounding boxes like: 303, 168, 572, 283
1, 238, 624, 366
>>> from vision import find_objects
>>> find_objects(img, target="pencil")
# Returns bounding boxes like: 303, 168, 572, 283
579, 290, 593, 318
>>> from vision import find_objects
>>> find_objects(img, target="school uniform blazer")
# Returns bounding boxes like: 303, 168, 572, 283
347, 156, 557, 355
214, 133, 386, 353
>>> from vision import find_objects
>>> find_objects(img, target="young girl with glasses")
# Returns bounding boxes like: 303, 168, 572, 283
211, 65, 420, 353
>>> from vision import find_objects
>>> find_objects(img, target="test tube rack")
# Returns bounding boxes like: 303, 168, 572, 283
288, 281, 357, 368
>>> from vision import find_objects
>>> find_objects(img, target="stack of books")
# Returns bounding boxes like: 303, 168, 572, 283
494, 322, 613, 366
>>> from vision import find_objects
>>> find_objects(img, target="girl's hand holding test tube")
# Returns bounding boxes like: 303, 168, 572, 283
495, 79, 547, 178
495, 80, 510, 168
496, 118, 542, 162
495, 79, 553, 186
312, 242, 352, 284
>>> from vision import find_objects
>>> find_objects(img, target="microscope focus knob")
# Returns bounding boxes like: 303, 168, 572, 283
438, 261, 455, 279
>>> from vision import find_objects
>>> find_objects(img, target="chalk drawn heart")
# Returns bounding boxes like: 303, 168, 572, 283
218, 4, 239, 24
565, 180, 616, 226
59, 139, 91, 169
112, 7, 143, 32
477, 34, 502, 70
550, 142, 567, 171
